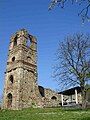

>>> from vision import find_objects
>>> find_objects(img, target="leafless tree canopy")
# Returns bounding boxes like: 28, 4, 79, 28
53, 34, 90, 108
49, 0, 90, 22
53, 34, 90, 89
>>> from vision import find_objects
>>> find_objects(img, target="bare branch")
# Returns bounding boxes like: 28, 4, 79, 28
49, 0, 90, 22
53, 33, 90, 89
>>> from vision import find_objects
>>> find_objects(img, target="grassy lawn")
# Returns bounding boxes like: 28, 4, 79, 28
0, 108, 90, 120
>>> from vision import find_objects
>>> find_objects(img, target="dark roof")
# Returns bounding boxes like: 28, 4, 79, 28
58, 86, 81, 95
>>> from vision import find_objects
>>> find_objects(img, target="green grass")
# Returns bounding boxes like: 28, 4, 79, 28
0, 108, 90, 120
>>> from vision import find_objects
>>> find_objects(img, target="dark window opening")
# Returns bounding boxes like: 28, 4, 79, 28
9, 75, 13, 84
51, 96, 57, 100
7, 93, 12, 108
12, 57, 15, 62
38, 86, 45, 97
14, 36, 17, 46
31, 90, 33, 92
27, 56, 30, 58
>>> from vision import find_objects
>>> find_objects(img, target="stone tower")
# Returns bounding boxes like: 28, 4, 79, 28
2, 29, 39, 110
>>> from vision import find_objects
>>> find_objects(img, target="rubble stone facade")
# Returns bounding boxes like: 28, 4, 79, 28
2, 29, 60, 110
44, 88, 61, 107
38, 86, 61, 107
2, 29, 41, 110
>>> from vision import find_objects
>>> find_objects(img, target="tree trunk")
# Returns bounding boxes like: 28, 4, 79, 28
81, 90, 87, 109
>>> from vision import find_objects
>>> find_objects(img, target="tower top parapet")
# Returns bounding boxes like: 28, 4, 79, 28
9, 29, 37, 51
10, 29, 37, 43
10, 29, 28, 42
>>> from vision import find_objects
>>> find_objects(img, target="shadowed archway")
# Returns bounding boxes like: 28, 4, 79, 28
7, 93, 12, 108
51, 96, 57, 100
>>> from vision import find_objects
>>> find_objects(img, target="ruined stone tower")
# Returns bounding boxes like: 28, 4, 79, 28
2, 29, 39, 110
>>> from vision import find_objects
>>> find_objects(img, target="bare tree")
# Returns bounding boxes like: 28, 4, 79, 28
49, 0, 90, 23
53, 34, 90, 108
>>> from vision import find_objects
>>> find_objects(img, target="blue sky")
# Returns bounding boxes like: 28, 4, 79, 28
0, 0, 90, 97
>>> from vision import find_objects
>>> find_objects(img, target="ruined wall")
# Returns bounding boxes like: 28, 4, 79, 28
42, 88, 61, 107
2, 29, 40, 110
2, 29, 63, 110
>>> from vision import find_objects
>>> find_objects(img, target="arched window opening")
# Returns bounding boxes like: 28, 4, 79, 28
9, 75, 13, 84
7, 93, 12, 108
51, 96, 57, 100
26, 39, 31, 47
38, 86, 45, 97
13, 36, 17, 46
12, 57, 15, 62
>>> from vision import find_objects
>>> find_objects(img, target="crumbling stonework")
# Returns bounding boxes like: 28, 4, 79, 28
2, 29, 41, 110
3, 29, 88, 110
38, 86, 61, 107
43, 88, 61, 107
2, 29, 60, 110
